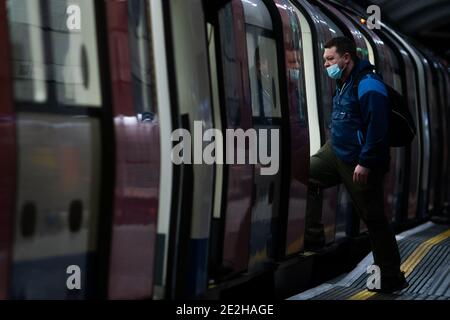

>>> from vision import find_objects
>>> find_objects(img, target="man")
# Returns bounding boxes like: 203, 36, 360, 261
304, 37, 408, 293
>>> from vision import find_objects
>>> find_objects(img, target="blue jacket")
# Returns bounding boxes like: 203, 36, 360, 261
331, 59, 390, 171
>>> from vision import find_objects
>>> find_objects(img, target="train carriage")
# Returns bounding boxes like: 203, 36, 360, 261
0, 0, 448, 300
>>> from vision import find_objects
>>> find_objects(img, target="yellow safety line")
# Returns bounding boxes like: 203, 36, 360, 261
348, 228, 450, 300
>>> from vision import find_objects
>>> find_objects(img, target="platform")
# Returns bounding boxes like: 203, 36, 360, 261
290, 222, 450, 300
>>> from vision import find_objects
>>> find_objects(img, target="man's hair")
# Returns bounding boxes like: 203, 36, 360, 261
324, 37, 358, 61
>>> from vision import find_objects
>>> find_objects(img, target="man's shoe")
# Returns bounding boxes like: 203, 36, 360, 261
367, 271, 409, 294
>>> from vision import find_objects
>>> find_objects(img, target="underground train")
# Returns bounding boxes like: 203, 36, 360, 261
0, 0, 449, 299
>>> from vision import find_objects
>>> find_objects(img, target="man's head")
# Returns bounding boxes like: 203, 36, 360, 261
323, 37, 357, 80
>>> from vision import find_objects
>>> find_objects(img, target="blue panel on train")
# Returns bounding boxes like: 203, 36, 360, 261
249, 217, 277, 272
11, 253, 95, 300
186, 239, 209, 297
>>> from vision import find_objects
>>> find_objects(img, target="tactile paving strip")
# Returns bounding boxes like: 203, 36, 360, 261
290, 222, 450, 300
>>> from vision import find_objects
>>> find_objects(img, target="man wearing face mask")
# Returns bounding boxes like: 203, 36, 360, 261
304, 37, 408, 293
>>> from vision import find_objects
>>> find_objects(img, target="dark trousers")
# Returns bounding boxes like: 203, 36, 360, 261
305, 141, 401, 276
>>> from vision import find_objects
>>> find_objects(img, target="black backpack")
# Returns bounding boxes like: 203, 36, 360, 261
353, 68, 417, 147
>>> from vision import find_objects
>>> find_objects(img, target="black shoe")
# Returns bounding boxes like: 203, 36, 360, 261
367, 271, 409, 293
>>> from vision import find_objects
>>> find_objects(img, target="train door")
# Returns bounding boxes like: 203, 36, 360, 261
5, 0, 112, 299
383, 25, 431, 220
378, 42, 408, 223
289, 2, 325, 243
273, 0, 310, 257
164, 0, 215, 298
431, 59, 449, 217
0, 0, 15, 300
442, 67, 450, 214
242, 0, 284, 272
376, 35, 410, 223
409, 46, 432, 219
205, 0, 254, 281
341, 9, 407, 225
104, 0, 161, 299
315, 0, 374, 236
377, 28, 421, 222
434, 62, 450, 217
149, 0, 175, 300
311, 1, 371, 238
419, 49, 441, 218
290, 1, 340, 244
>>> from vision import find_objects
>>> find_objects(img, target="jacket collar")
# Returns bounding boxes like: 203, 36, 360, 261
337, 58, 374, 88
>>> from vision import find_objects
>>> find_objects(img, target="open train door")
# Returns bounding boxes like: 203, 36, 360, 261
314, 0, 374, 236
375, 27, 421, 223
337, 6, 409, 225
204, 0, 254, 283
163, 0, 216, 299
105, 0, 161, 299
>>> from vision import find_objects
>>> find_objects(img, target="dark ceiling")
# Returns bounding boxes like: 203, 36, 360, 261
338, 0, 450, 63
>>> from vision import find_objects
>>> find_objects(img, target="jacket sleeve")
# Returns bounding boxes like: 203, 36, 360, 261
357, 76, 390, 169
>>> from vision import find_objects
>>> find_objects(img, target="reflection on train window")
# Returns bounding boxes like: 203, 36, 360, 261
280, 0, 308, 126
314, 6, 344, 38
385, 44, 403, 93
315, 6, 368, 61
127, 0, 157, 118
7, 0, 102, 107
242, 0, 273, 30
7, 0, 47, 102
246, 32, 281, 120
217, 3, 242, 127
360, 33, 375, 66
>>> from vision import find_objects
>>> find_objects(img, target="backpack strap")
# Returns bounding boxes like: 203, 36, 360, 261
332, 66, 377, 103
352, 66, 377, 99
352, 66, 378, 121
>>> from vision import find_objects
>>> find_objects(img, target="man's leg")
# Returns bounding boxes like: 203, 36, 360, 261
339, 161, 402, 279
305, 141, 341, 247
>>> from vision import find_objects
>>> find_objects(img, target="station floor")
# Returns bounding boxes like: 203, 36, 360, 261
289, 222, 450, 300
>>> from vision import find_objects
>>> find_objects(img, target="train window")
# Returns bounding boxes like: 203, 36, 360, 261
242, 0, 273, 30
127, 0, 157, 117
314, 6, 344, 38
360, 34, 375, 66
376, 29, 405, 92
313, 6, 373, 63
216, 3, 243, 127
241, 0, 281, 120
278, 0, 308, 126
290, 3, 322, 154
7, 0, 102, 107
317, 5, 371, 61
7, 0, 47, 102
246, 32, 281, 119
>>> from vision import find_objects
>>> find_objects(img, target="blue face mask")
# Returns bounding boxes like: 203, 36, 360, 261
326, 63, 344, 80
290, 69, 300, 83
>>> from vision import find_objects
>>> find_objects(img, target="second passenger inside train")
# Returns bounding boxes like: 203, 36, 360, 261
304, 36, 408, 293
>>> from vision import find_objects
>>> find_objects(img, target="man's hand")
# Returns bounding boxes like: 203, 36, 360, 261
353, 165, 371, 185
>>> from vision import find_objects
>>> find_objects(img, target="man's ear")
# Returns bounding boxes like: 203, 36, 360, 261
344, 52, 351, 63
